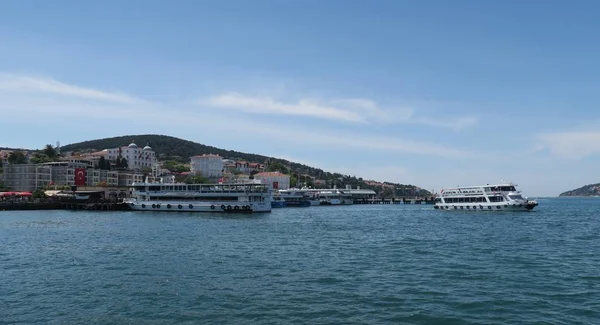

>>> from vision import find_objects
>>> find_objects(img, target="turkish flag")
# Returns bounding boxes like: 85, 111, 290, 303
273, 181, 279, 189
75, 168, 86, 186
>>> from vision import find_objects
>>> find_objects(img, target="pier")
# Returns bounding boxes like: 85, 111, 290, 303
0, 201, 130, 211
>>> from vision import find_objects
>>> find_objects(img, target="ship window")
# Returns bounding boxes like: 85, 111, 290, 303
501, 186, 516, 191
509, 195, 523, 200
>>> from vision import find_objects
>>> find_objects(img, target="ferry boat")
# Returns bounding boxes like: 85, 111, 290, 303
124, 178, 272, 213
316, 189, 354, 205
278, 188, 354, 206
277, 189, 311, 207
278, 188, 320, 206
434, 182, 538, 211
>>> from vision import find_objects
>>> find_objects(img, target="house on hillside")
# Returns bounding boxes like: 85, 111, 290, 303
254, 172, 290, 190
190, 154, 223, 178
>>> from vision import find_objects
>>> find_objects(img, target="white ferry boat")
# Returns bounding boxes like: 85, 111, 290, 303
277, 189, 311, 207
316, 189, 354, 205
434, 182, 538, 211
124, 178, 272, 213
278, 188, 353, 206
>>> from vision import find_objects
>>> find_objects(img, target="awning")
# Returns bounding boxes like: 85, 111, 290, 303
0, 191, 32, 197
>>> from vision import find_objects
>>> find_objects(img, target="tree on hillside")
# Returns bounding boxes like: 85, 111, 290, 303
97, 156, 107, 170
43, 144, 58, 160
266, 161, 289, 174
163, 160, 189, 173
7, 151, 27, 164
181, 174, 210, 184
30, 153, 52, 164
58, 134, 433, 197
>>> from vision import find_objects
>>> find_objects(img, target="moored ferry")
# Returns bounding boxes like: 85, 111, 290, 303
124, 177, 272, 213
277, 189, 311, 207
434, 182, 538, 211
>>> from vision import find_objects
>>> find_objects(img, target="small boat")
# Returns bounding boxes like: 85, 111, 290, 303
434, 182, 538, 211
271, 195, 286, 208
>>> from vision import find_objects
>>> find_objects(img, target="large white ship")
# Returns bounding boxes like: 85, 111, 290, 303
434, 182, 538, 211
124, 177, 272, 213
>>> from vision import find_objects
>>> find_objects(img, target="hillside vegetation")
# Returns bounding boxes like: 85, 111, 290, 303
60, 134, 432, 197
559, 183, 600, 197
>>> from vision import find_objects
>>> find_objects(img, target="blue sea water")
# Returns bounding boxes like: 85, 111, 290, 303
1, 198, 599, 324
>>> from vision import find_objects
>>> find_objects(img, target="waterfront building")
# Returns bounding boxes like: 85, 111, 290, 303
43, 161, 120, 188
254, 171, 290, 190
1, 163, 52, 192
190, 154, 223, 178
1, 160, 135, 191
117, 172, 145, 187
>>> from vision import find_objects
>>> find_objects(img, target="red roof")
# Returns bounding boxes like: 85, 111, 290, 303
254, 172, 288, 177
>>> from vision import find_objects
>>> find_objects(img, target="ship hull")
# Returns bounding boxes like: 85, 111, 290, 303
434, 201, 538, 211
124, 200, 271, 213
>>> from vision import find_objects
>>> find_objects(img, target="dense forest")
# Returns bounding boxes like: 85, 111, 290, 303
559, 183, 600, 197
58, 134, 431, 197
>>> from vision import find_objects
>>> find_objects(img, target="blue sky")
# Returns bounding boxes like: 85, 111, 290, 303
1, 0, 599, 196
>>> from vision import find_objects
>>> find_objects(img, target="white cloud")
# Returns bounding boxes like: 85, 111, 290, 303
0, 73, 143, 104
203, 92, 365, 123
0, 73, 485, 160
201, 93, 477, 130
536, 131, 600, 159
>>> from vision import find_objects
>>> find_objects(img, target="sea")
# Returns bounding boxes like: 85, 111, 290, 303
1, 197, 599, 325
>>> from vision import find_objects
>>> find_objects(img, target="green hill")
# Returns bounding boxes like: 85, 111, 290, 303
559, 183, 600, 197
60, 134, 432, 197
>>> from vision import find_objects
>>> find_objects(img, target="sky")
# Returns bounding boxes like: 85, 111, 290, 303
1, 0, 599, 197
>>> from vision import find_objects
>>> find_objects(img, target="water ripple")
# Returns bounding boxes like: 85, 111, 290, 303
1, 199, 599, 324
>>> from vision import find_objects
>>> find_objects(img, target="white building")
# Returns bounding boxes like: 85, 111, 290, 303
106, 142, 156, 171
190, 154, 223, 178
254, 172, 290, 190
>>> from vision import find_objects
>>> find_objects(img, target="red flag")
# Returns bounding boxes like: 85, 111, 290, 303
75, 168, 86, 186
273, 181, 279, 189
